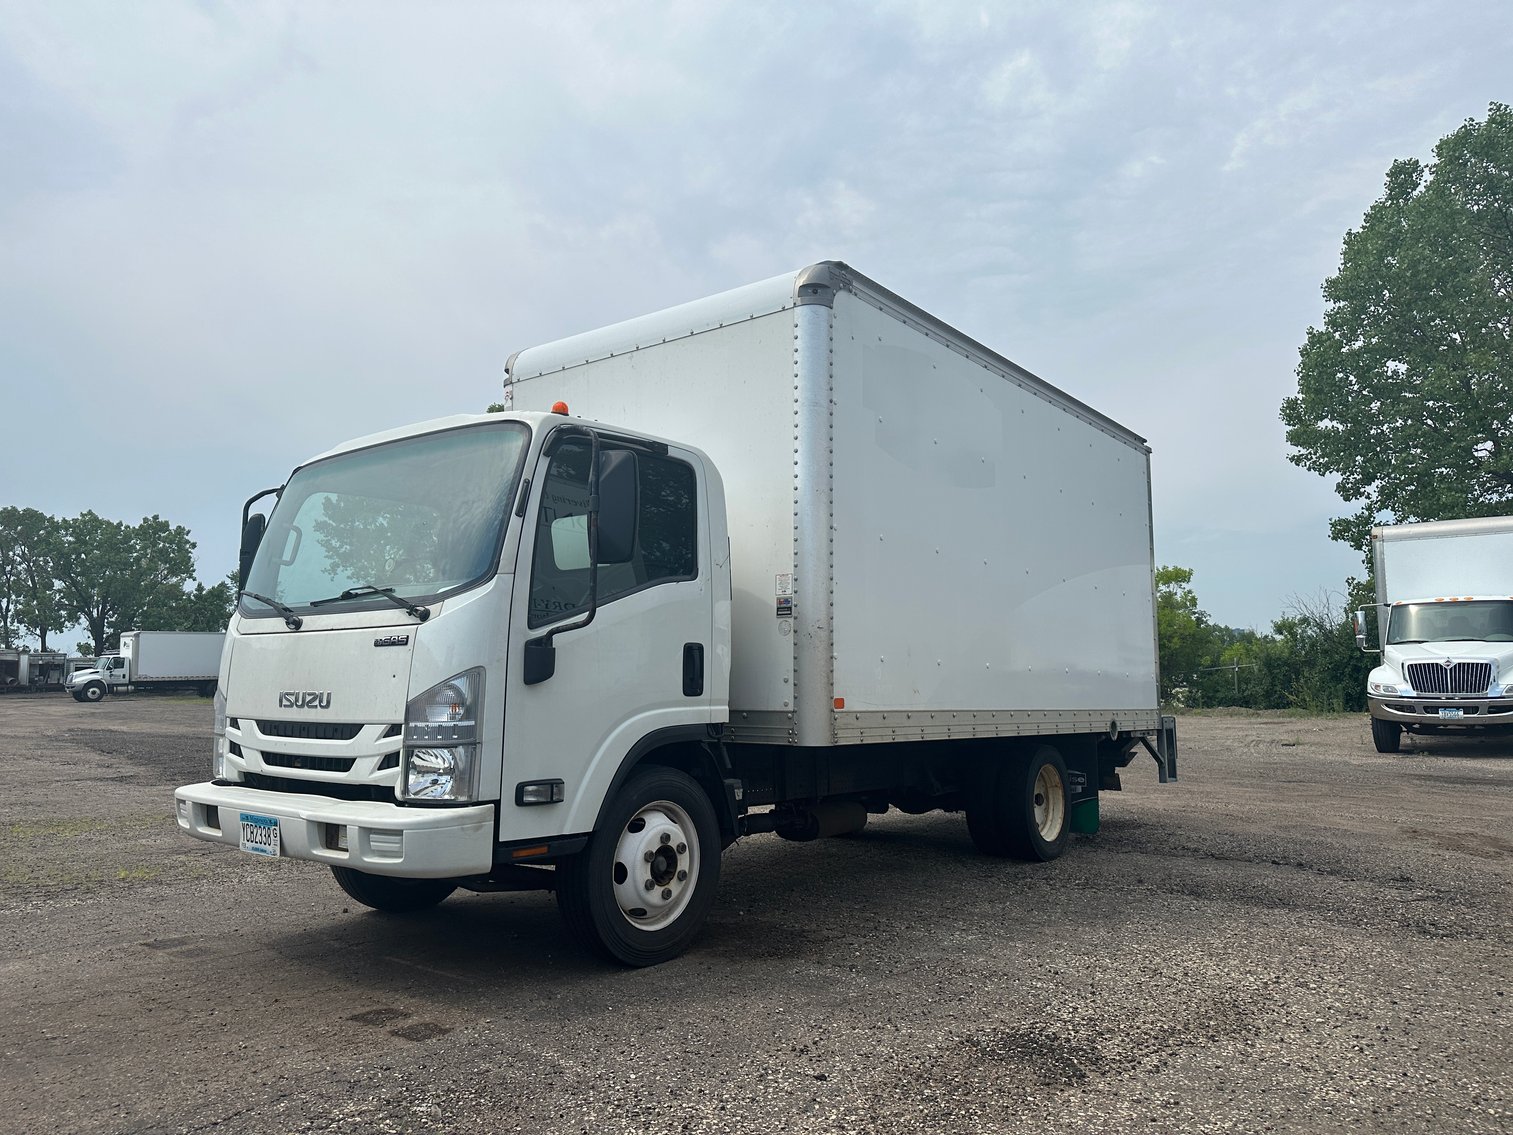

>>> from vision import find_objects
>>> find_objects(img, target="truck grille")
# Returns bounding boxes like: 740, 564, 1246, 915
261, 752, 356, 773
1404, 661, 1493, 695
241, 771, 393, 803
256, 720, 364, 741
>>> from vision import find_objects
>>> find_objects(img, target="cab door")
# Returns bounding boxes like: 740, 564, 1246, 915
499, 429, 714, 843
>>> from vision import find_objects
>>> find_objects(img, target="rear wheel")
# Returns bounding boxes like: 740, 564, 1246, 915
966, 744, 1070, 861
330, 867, 457, 912
557, 766, 721, 967
1371, 717, 1403, 753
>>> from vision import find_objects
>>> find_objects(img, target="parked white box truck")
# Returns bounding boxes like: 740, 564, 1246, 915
67, 630, 224, 702
175, 263, 1175, 965
1358, 515, 1513, 751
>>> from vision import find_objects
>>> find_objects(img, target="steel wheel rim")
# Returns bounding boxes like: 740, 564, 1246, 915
1032, 762, 1065, 840
611, 799, 699, 932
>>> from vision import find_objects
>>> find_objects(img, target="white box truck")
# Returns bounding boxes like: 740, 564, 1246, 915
175, 262, 1175, 966
1358, 515, 1513, 751
67, 630, 224, 702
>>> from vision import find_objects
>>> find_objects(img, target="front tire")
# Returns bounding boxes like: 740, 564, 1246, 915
330, 866, 457, 912
966, 744, 1071, 861
557, 766, 721, 967
1371, 717, 1403, 753
81, 682, 106, 703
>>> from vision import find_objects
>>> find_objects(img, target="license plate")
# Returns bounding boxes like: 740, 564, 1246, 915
239, 812, 281, 857
1438, 707, 1464, 720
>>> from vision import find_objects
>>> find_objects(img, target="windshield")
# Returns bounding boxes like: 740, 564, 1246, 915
242, 421, 530, 615
1387, 600, 1513, 644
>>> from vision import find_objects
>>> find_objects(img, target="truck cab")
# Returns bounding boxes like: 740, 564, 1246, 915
66, 654, 123, 701
176, 409, 733, 962
1362, 596, 1513, 751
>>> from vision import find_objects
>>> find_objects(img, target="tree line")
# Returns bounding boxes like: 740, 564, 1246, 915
0, 508, 231, 657
1156, 566, 1374, 712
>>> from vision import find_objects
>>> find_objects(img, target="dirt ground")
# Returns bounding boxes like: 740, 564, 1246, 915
0, 694, 1507, 1135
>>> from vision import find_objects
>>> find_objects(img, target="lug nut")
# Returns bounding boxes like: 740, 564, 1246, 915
662, 889, 672, 900
677, 870, 688, 881
644, 850, 655, 862
644, 879, 655, 891
660, 833, 671, 845
676, 842, 687, 854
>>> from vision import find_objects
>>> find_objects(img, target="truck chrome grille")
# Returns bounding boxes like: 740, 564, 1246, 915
256, 719, 364, 741
1404, 661, 1492, 695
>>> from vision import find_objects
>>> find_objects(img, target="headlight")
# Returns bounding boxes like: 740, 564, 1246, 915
401, 669, 483, 801
212, 688, 228, 778
1368, 681, 1400, 696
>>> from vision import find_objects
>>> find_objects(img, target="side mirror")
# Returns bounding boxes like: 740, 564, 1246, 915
596, 449, 638, 565
523, 636, 556, 686
239, 513, 267, 590
1354, 608, 1379, 654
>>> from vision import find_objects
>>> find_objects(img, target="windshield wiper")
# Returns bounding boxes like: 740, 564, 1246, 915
242, 590, 303, 630
309, 584, 431, 622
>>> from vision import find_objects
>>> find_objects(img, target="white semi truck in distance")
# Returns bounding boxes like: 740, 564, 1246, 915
175, 262, 1177, 966
67, 630, 224, 702
1359, 515, 1513, 752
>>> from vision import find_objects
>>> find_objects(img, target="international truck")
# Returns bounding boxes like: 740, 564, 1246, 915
175, 262, 1176, 966
1358, 515, 1513, 752
67, 630, 224, 702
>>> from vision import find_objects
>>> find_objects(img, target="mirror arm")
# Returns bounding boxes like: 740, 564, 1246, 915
524, 432, 603, 685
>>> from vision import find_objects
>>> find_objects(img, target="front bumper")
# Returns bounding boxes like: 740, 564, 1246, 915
1367, 694, 1513, 726
174, 782, 494, 878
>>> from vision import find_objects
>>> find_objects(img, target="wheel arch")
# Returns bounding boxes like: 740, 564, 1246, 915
591, 727, 740, 848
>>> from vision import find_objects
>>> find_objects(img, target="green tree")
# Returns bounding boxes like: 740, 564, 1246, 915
52, 512, 200, 655
1282, 103, 1513, 551
0, 507, 68, 651
1155, 565, 1223, 702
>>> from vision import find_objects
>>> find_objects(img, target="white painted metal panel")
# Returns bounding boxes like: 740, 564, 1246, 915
828, 291, 1158, 716
507, 310, 798, 716
1374, 516, 1513, 604
125, 631, 226, 681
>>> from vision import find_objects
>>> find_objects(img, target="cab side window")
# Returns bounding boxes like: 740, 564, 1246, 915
528, 442, 698, 628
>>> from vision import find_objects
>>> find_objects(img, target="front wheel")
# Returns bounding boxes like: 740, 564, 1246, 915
966, 744, 1070, 861
81, 682, 106, 703
1371, 717, 1403, 754
330, 866, 457, 912
556, 766, 721, 966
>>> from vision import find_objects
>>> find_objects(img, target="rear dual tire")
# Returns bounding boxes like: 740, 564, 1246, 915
966, 744, 1071, 861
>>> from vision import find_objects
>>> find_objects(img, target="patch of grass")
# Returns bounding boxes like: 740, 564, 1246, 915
3, 813, 169, 841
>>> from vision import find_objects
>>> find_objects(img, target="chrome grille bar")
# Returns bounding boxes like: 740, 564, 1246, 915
1404, 661, 1493, 695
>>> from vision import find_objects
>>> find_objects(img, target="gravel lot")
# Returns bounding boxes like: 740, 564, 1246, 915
0, 694, 1508, 1134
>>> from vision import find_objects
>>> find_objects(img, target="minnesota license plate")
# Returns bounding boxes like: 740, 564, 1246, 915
239, 812, 281, 857
1438, 707, 1464, 720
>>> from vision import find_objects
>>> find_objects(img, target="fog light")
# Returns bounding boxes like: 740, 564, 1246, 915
516, 779, 565, 805
325, 823, 348, 851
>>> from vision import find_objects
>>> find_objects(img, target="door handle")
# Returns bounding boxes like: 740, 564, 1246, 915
682, 643, 704, 697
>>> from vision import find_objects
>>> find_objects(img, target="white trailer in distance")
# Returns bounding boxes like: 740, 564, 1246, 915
175, 262, 1176, 966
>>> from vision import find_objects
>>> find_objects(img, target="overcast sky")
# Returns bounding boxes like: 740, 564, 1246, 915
3, 0, 1509, 645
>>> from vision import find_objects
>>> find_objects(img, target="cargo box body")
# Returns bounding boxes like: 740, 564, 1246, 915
505, 262, 1160, 747
122, 630, 225, 682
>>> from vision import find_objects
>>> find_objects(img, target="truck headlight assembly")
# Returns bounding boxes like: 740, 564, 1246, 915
401, 669, 483, 802
212, 687, 228, 778
1368, 680, 1401, 696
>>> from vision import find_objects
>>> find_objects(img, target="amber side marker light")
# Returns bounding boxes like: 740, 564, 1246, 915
511, 845, 550, 860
